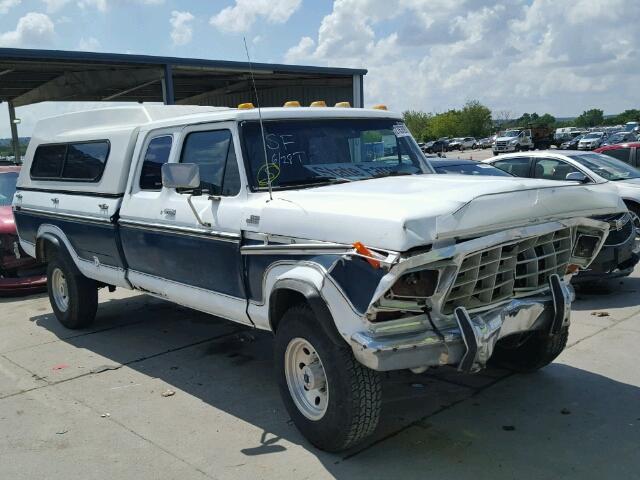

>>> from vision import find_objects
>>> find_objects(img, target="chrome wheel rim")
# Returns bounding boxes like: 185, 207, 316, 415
51, 268, 69, 312
630, 211, 640, 238
284, 337, 328, 421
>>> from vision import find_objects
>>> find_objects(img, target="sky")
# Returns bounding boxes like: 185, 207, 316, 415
1, 0, 639, 137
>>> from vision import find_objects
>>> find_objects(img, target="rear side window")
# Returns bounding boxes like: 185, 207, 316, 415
62, 142, 109, 180
601, 148, 631, 164
140, 136, 172, 190
31, 145, 66, 178
31, 141, 110, 181
492, 157, 531, 177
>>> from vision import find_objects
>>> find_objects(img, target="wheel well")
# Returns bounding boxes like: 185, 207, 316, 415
36, 236, 59, 263
268, 284, 345, 346
623, 199, 640, 213
269, 288, 308, 333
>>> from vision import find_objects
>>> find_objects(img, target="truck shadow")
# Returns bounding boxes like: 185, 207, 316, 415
572, 274, 640, 311
30, 292, 640, 478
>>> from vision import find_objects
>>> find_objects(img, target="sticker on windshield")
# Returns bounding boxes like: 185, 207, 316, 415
393, 124, 411, 138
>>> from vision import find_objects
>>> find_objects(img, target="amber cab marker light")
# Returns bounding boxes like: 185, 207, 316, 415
372, 104, 388, 110
353, 242, 381, 269
237, 102, 255, 109
309, 100, 327, 107
566, 264, 580, 274
335, 101, 351, 108
283, 100, 301, 107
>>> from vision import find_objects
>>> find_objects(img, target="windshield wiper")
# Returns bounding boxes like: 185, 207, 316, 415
372, 171, 413, 178
262, 176, 350, 189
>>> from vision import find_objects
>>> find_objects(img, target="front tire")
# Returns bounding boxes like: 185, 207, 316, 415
47, 253, 98, 329
274, 304, 382, 452
490, 327, 568, 373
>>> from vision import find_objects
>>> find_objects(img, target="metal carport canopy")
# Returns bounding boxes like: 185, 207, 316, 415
0, 48, 366, 108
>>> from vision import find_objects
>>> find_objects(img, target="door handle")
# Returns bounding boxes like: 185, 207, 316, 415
162, 208, 176, 216
51, 197, 59, 205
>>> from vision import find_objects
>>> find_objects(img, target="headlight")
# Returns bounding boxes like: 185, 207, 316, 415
573, 234, 600, 258
388, 270, 439, 300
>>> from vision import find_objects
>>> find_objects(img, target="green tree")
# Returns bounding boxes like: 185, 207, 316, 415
575, 109, 604, 128
402, 110, 432, 141
459, 100, 493, 138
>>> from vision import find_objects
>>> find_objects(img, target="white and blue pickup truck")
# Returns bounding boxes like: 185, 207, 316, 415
13, 104, 625, 451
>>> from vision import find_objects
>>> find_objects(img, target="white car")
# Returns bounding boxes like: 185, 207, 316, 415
578, 132, 606, 150
448, 137, 476, 151
483, 150, 640, 232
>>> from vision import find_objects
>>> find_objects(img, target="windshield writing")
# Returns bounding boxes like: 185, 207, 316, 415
241, 119, 432, 189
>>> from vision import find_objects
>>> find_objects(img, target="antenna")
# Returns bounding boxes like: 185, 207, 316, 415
243, 37, 272, 200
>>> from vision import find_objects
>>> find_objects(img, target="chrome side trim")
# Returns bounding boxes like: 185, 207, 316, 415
14, 206, 113, 225
128, 269, 244, 301
119, 219, 240, 242
241, 243, 352, 255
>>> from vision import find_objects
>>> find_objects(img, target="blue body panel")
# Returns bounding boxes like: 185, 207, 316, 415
120, 225, 245, 298
14, 210, 123, 268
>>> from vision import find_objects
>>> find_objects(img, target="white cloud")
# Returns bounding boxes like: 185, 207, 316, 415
77, 0, 107, 11
169, 10, 194, 46
0, 12, 55, 48
77, 36, 100, 51
41, 0, 70, 13
0, 0, 20, 14
285, 0, 640, 116
210, 0, 302, 33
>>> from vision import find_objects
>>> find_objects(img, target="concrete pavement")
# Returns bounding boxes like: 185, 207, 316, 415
1, 271, 639, 479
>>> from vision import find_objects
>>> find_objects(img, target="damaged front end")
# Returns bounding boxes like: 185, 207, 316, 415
349, 218, 609, 373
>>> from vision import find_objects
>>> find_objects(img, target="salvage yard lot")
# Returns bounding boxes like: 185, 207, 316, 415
2, 271, 640, 480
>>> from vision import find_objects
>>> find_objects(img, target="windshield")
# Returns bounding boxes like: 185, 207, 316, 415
583, 133, 602, 139
241, 119, 433, 190
568, 153, 640, 181
607, 133, 626, 143
433, 163, 512, 177
0, 172, 18, 206
503, 130, 520, 137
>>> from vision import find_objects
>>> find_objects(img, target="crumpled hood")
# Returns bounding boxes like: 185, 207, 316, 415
0, 206, 16, 235
251, 175, 625, 251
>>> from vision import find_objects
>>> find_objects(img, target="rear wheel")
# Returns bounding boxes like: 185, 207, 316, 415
47, 252, 98, 329
490, 327, 568, 373
274, 304, 382, 452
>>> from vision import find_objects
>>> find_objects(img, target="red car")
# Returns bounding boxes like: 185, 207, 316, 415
594, 142, 640, 168
0, 165, 46, 294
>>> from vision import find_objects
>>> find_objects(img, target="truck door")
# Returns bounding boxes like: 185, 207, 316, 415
119, 122, 251, 325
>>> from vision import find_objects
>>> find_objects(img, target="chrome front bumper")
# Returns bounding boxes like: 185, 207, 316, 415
350, 274, 573, 373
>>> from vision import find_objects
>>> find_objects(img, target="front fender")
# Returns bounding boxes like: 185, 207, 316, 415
247, 261, 366, 343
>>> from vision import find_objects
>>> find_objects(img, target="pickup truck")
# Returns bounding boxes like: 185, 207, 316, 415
493, 126, 553, 154
13, 104, 624, 451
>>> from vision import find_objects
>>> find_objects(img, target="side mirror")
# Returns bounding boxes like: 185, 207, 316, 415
161, 163, 200, 189
566, 171, 589, 183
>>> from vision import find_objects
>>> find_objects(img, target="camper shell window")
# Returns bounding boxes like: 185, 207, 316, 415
30, 141, 110, 182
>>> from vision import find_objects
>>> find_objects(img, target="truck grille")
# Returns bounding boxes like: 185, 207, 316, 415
496, 141, 508, 148
443, 228, 573, 314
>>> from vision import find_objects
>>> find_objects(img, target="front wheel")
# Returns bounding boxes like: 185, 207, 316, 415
47, 253, 98, 329
274, 304, 382, 452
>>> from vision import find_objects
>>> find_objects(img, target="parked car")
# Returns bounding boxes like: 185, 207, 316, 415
14, 105, 621, 451
560, 134, 585, 150
0, 166, 46, 294
424, 139, 449, 153
477, 137, 493, 149
428, 158, 513, 177
601, 131, 636, 146
578, 131, 606, 150
484, 151, 640, 279
459, 137, 477, 150
595, 142, 640, 168
434, 158, 638, 283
